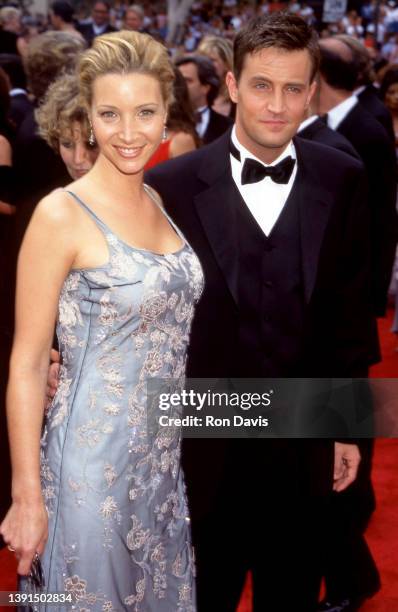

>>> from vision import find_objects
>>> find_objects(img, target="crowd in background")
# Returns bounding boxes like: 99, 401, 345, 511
0, 4, 397, 610
1, 0, 398, 343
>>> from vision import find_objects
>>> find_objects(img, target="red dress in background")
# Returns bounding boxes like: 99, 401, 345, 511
145, 139, 171, 170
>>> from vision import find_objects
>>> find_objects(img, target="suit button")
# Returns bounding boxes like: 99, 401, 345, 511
264, 314, 271, 322
265, 244, 274, 252
264, 280, 273, 288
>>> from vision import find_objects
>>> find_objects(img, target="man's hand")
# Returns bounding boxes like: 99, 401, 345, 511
333, 442, 361, 493
45, 349, 60, 409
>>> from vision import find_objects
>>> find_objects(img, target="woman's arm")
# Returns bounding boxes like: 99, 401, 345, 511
0, 192, 79, 575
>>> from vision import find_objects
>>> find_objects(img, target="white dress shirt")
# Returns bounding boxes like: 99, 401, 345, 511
230, 126, 297, 236
195, 105, 210, 138
327, 95, 358, 130
298, 114, 319, 132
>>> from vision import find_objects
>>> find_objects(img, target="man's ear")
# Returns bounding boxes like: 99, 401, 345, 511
226, 71, 238, 104
305, 79, 317, 110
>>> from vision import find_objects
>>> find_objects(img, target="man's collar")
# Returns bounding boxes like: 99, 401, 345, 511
354, 85, 366, 97
298, 114, 319, 132
327, 95, 358, 130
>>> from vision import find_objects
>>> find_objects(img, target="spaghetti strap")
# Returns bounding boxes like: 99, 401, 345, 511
144, 183, 186, 242
63, 189, 110, 231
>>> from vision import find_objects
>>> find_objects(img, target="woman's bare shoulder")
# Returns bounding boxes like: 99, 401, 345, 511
32, 188, 81, 230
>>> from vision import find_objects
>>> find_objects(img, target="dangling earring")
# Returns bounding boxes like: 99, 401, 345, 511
162, 125, 168, 141
89, 124, 96, 146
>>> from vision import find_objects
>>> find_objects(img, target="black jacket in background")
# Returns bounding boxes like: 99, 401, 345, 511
337, 102, 398, 317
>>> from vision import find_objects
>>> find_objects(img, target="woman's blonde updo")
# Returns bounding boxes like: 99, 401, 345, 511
78, 30, 175, 110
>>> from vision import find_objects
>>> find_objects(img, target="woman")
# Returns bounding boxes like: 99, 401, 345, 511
197, 35, 234, 117
36, 73, 99, 180
145, 67, 199, 169
0, 30, 202, 611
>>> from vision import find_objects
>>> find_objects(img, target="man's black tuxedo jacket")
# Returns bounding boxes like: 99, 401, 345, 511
357, 84, 395, 143
337, 103, 398, 317
147, 131, 376, 377
202, 108, 232, 145
146, 132, 376, 517
77, 23, 116, 46
299, 117, 360, 159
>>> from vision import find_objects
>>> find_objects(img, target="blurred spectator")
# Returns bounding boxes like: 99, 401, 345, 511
0, 7, 22, 55
176, 54, 232, 144
298, 2, 315, 25
342, 10, 364, 38
50, 1, 85, 42
0, 65, 16, 406
0, 54, 32, 129
380, 66, 398, 148
197, 35, 234, 116
77, 1, 116, 46
123, 4, 146, 32
13, 31, 85, 243
36, 73, 98, 180
319, 38, 397, 318
335, 34, 395, 140
0, 66, 15, 215
146, 67, 199, 169
124, 5, 145, 32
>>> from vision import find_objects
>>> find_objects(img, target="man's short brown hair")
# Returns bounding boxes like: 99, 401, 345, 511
234, 12, 320, 83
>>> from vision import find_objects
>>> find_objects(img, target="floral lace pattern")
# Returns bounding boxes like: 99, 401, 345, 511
20, 189, 202, 611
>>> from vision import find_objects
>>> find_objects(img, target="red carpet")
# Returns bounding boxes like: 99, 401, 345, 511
1, 310, 398, 611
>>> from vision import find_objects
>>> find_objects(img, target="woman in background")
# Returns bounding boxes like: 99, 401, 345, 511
145, 67, 198, 169
36, 73, 98, 180
197, 35, 234, 117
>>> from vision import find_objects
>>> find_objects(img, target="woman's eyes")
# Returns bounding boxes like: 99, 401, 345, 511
138, 109, 155, 117
60, 141, 73, 149
100, 111, 117, 119
99, 109, 156, 119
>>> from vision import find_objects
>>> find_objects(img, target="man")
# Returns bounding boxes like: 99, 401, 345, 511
49, 1, 85, 42
335, 34, 395, 142
176, 55, 232, 144
318, 38, 397, 321
0, 54, 33, 129
124, 5, 145, 32
77, 1, 115, 47
146, 14, 372, 611
0, 7, 22, 55
315, 38, 398, 612
298, 109, 360, 157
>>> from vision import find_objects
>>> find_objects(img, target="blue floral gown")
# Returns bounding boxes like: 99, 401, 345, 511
21, 187, 203, 611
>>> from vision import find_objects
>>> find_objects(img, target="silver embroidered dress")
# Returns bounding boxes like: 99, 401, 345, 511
24, 188, 203, 611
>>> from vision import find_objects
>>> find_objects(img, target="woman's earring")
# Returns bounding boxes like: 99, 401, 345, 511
162, 125, 168, 141
89, 125, 96, 146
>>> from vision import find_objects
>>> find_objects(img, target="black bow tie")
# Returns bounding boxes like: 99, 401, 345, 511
230, 139, 296, 185
241, 156, 296, 185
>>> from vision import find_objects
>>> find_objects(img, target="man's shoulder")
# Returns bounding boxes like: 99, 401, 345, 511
340, 103, 390, 143
209, 108, 233, 128
295, 136, 363, 175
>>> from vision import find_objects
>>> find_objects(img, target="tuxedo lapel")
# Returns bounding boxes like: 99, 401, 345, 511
294, 137, 334, 303
194, 132, 240, 304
